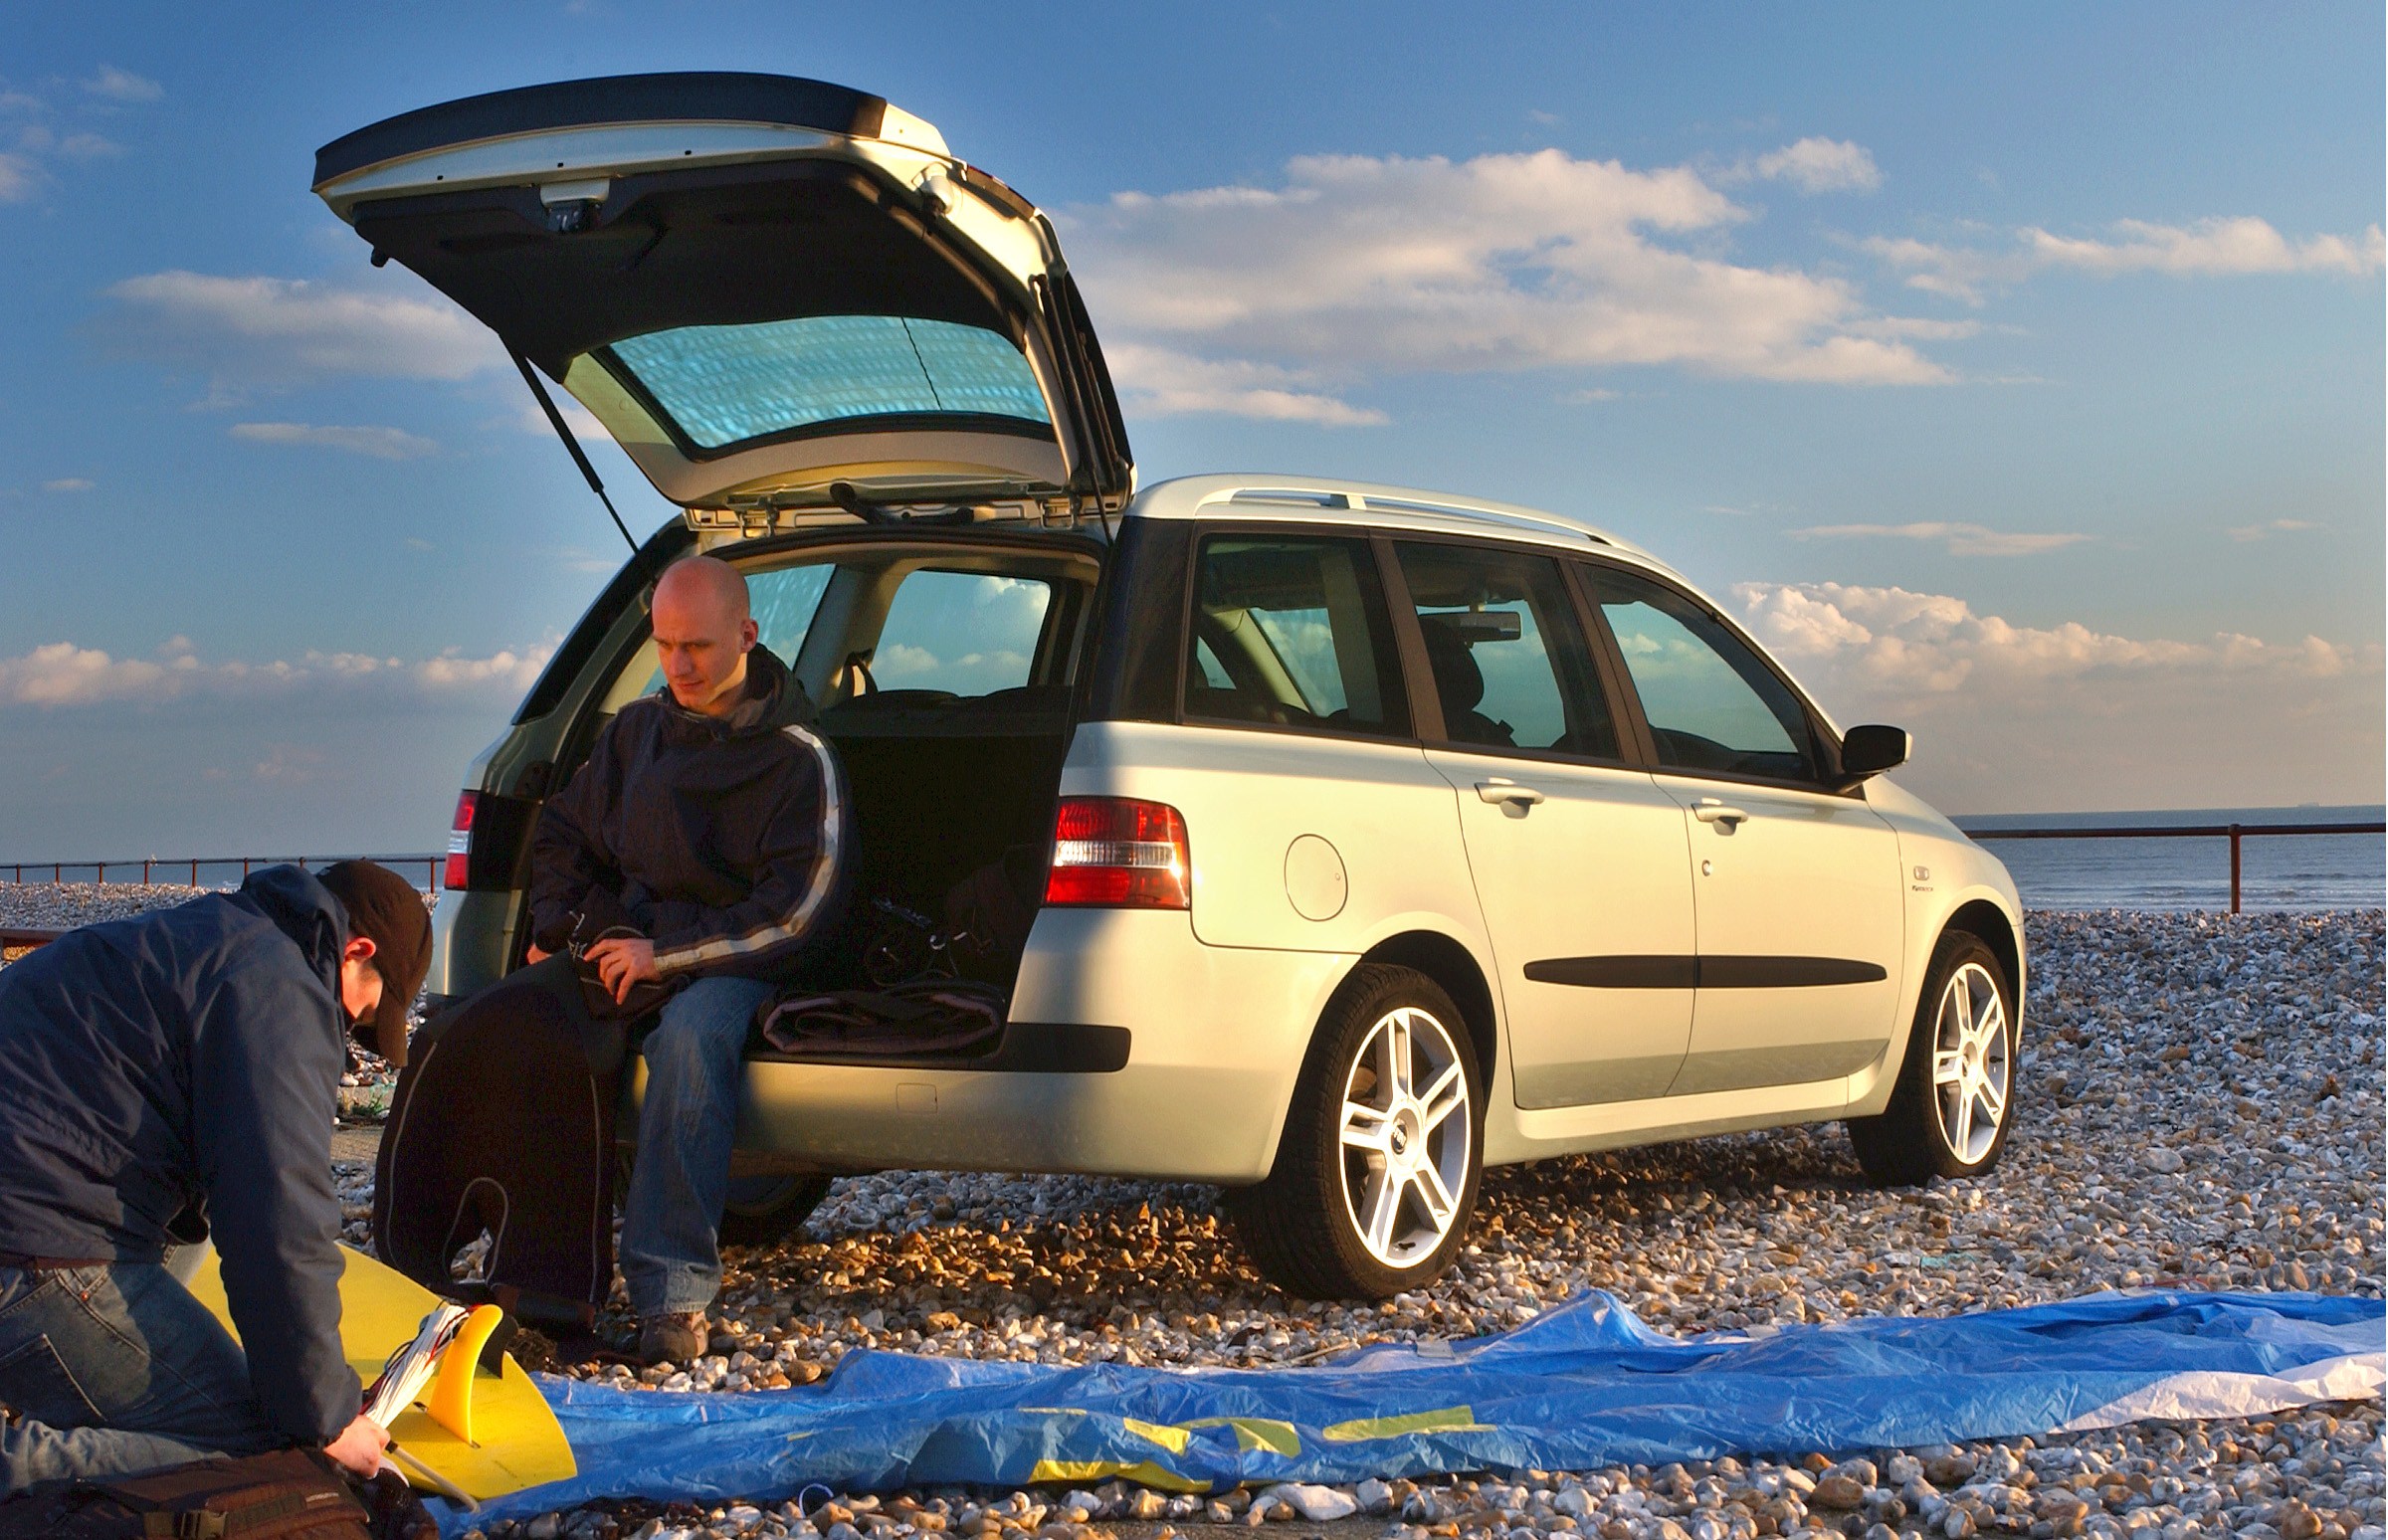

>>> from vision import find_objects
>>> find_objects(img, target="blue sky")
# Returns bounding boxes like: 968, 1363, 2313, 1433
0, 2, 2379, 859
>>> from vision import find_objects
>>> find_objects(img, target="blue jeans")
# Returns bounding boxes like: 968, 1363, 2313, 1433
619, 975, 778, 1318
0, 1260, 282, 1492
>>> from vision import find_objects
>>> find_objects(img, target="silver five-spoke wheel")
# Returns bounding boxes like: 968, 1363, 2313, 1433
1228, 964, 1484, 1297
1929, 960, 2010, 1164
1848, 931, 2019, 1187
1338, 1006, 1473, 1267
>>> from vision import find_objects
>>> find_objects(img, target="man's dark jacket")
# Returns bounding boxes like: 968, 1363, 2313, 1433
529, 646, 851, 982
0, 866, 364, 1444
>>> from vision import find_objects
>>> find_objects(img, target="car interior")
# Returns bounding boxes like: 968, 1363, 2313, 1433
563, 538, 1101, 1012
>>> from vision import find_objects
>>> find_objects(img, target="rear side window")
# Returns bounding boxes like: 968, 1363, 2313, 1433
1185, 536, 1409, 737
1590, 567, 1820, 783
750, 563, 834, 663
871, 570, 1053, 695
1394, 542, 1620, 759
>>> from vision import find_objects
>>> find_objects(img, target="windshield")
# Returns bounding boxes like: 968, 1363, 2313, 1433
605, 315, 1052, 451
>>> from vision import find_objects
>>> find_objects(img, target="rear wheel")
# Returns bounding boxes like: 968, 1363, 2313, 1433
1847, 931, 2017, 1186
716, 1173, 834, 1248
1229, 965, 1483, 1299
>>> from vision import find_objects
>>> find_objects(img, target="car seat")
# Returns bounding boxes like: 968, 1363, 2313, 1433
1418, 616, 1515, 746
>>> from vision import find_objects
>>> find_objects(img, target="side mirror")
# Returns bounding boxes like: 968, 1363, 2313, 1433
1839, 724, 1910, 782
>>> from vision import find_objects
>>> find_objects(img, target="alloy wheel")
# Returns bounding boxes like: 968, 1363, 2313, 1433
1930, 960, 2011, 1164
1336, 1006, 1474, 1267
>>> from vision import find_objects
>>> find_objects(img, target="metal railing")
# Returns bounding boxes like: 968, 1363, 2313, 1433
2, 855, 445, 892
1954, 820, 2385, 914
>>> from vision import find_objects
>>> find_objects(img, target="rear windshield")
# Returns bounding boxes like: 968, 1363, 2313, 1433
605, 315, 1052, 450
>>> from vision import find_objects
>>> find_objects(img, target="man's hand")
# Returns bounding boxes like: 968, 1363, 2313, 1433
525, 943, 551, 964
585, 936, 660, 1003
323, 1413, 388, 1477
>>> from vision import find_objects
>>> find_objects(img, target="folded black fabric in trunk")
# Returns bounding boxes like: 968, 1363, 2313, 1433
755, 979, 1006, 1059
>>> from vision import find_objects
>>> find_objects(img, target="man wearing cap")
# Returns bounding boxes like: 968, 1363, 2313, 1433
0, 860, 431, 1492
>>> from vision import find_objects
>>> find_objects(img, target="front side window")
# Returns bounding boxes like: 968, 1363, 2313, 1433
870, 570, 1053, 696
1590, 567, 1819, 782
1394, 542, 1619, 759
1184, 536, 1408, 737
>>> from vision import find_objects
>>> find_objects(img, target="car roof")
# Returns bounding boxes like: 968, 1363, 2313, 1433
1126, 472, 1674, 573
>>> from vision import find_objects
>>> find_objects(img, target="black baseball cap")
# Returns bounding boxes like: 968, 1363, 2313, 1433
316, 860, 434, 1065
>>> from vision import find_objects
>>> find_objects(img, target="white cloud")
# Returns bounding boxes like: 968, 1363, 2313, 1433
0, 644, 171, 705
1065, 147, 1955, 419
230, 421, 440, 460
83, 67, 162, 102
509, 396, 610, 441
0, 638, 553, 709
1102, 342, 1388, 426
1786, 520, 2090, 557
2227, 517, 2323, 543
102, 271, 499, 391
41, 478, 93, 493
1735, 580, 2383, 810
2026, 217, 2384, 278
1868, 217, 2386, 303
0, 81, 142, 204
0, 152, 38, 202
56, 132, 121, 161
1751, 137, 1882, 194
1740, 580, 2372, 692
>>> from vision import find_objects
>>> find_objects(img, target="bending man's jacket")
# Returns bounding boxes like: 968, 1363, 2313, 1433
528, 645, 852, 982
0, 866, 364, 1445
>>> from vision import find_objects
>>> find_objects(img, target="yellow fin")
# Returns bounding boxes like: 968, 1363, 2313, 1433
427, 1304, 505, 1444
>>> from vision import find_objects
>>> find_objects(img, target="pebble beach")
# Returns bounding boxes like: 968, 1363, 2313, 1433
4, 886, 2380, 1540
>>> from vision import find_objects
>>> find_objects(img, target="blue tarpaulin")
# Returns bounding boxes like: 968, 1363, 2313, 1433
452, 1290, 2384, 1531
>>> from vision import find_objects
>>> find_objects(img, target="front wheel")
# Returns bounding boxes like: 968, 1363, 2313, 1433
1228, 965, 1484, 1299
1847, 931, 2018, 1186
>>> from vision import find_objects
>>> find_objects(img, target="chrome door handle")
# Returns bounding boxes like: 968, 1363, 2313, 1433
1694, 801, 1749, 828
1477, 782, 1546, 807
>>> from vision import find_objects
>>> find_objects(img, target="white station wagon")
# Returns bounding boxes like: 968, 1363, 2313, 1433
320, 73, 2028, 1298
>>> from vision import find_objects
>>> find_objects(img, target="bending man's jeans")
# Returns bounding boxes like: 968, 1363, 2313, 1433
619, 975, 779, 1319
0, 1260, 283, 1492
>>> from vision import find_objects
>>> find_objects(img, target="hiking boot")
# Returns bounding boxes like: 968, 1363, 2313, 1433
637, 1310, 708, 1366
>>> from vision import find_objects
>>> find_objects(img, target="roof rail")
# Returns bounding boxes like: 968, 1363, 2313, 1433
1135, 474, 1646, 557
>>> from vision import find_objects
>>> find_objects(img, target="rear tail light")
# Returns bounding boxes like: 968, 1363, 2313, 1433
445, 792, 477, 890
444, 789, 536, 892
1045, 797, 1191, 909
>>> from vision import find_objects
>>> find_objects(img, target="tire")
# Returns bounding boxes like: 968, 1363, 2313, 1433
1227, 964, 1485, 1299
618, 1153, 834, 1248
716, 1172, 834, 1248
1847, 930, 2018, 1187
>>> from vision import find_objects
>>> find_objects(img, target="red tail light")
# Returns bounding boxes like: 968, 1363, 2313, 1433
1045, 797, 1191, 909
445, 791, 477, 891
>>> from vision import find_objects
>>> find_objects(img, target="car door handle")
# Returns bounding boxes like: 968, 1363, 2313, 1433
1694, 801, 1750, 827
1476, 782, 1546, 807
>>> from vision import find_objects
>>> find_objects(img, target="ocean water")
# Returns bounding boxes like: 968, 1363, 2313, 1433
1956, 805, 2385, 911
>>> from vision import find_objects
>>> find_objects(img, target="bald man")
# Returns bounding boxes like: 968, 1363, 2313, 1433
526, 555, 850, 1364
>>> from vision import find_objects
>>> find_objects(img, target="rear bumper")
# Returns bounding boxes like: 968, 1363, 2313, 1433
628, 907, 1355, 1184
